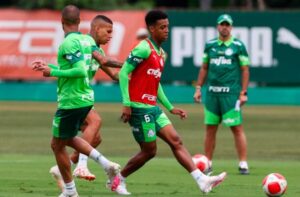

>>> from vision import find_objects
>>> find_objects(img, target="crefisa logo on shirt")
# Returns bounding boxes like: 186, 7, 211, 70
147, 68, 162, 78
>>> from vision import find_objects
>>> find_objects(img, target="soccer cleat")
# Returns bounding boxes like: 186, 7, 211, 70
58, 192, 79, 197
111, 175, 131, 195
49, 165, 64, 191
104, 162, 121, 185
198, 172, 227, 194
73, 166, 96, 181
204, 167, 213, 176
239, 167, 250, 175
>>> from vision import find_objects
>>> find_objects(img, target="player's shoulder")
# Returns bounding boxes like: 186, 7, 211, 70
232, 37, 245, 47
205, 38, 218, 48
131, 39, 151, 57
61, 32, 81, 48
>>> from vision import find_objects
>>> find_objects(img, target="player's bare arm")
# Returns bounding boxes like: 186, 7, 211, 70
92, 51, 123, 68
100, 66, 119, 81
239, 65, 250, 105
194, 63, 208, 103
170, 108, 187, 120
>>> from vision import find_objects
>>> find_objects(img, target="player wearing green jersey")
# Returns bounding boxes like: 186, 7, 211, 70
46, 15, 122, 191
193, 14, 250, 175
32, 5, 120, 197
110, 10, 227, 195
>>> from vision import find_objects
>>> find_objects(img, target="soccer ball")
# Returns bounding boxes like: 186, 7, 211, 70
192, 154, 210, 173
262, 173, 287, 197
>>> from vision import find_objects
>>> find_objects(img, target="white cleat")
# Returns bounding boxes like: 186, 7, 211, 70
58, 192, 79, 197
49, 165, 64, 191
73, 166, 96, 181
104, 162, 121, 185
198, 172, 227, 194
111, 175, 131, 195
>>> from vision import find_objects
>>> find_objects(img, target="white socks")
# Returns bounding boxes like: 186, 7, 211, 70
239, 161, 249, 169
191, 169, 206, 183
64, 180, 77, 195
77, 153, 88, 167
89, 149, 110, 169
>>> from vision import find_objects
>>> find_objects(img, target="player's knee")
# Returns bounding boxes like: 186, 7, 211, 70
171, 136, 183, 149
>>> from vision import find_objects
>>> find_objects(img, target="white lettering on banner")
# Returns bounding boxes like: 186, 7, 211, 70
0, 20, 124, 56
171, 26, 275, 68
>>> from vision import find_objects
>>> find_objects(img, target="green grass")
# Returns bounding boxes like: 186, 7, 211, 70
0, 102, 300, 196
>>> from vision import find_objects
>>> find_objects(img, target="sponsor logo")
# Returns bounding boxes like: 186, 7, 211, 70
52, 120, 58, 127
141, 94, 156, 101
147, 68, 162, 78
225, 48, 233, 56
223, 118, 235, 124
147, 129, 155, 137
277, 27, 300, 49
81, 92, 94, 100
128, 53, 143, 64
208, 86, 230, 93
210, 56, 232, 66
171, 26, 300, 68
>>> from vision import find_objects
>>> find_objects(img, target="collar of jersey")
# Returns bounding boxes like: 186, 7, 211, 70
148, 37, 162, 55
217, 36, 233, 46
65, 31, 82, 38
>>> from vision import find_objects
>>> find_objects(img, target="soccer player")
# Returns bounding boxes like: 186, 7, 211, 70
111, 10, 227, 195
48, 14, 122, 190
32, 5, 120, 197
193, 14, 250, 175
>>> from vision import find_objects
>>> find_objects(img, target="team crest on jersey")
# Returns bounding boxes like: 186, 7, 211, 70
225, 48, 233, 56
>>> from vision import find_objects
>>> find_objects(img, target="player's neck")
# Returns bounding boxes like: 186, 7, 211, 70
219, 35, 231, 42
64, 25, 80, 35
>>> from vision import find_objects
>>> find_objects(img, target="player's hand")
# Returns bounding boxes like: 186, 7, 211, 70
239, 95, 248, 106
32, 60, 51, 77
193, 89, 202, 103
121, 106, 131, 123
170, 108, 187, 120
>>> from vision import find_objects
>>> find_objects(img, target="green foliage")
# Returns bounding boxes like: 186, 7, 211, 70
10, 0, 153, 10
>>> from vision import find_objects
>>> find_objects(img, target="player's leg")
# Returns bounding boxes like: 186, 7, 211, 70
221, 96, 249, 174
111, 107, 158, 195
204, 125, 218, 166
230, 124, 249, 174
72, 109, 102, 181
203, 94, 222, 170
51, 108, 86, 196
157, 123, 226, 194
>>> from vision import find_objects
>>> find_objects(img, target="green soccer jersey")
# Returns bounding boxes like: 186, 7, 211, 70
52, 32, 94, 109
84, 34, 105, 81
119, 38, 173, 111
202, 36, 250, 95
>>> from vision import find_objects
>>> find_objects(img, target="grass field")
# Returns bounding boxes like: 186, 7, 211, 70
0, 102, 300, 197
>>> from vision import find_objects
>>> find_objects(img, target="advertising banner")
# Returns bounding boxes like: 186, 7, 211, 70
0, 9, 145, 81
163, 11, 300, 84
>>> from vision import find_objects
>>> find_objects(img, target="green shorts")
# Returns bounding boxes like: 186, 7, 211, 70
52, 105, 93, 139
129, 106, 171, 143
204, 94, 242, 126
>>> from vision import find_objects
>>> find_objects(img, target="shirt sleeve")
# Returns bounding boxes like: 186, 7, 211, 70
202, 43, 210, 64
50, 61, 87, 78
238, 42, 250, 66
126, 40, 151, 67
119, 62, 135, 106
157, 83, 174, 111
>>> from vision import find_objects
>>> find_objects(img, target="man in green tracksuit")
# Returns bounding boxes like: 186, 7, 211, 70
110, 10, 226, 195
193, 14, 250, 175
